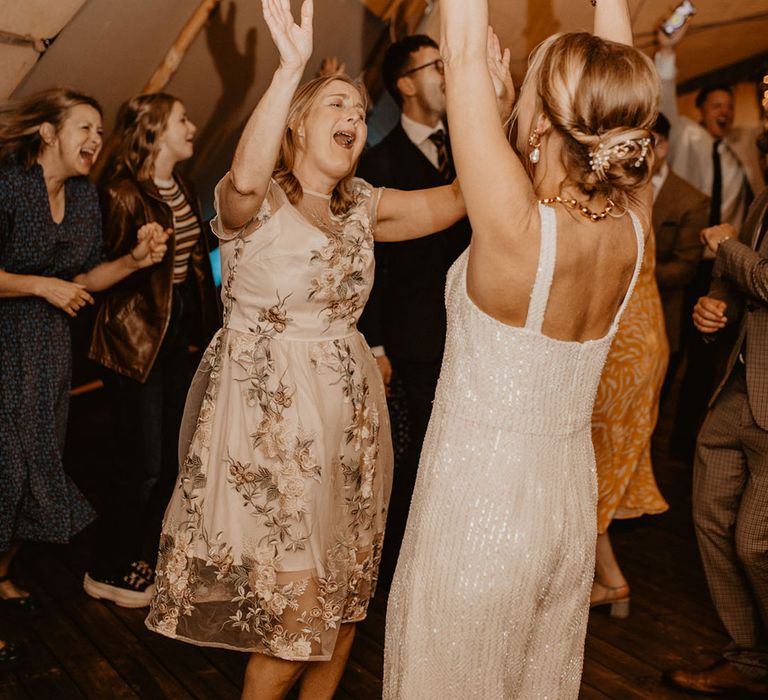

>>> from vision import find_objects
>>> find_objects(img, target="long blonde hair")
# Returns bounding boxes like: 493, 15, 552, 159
0, 88, 102, 167
273, 74, 369, 217
104, 93, 178, 184
514, 32, 659, 207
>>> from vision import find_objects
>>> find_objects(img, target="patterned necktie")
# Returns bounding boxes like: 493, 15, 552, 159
428, 129, 452, 181
709, 139, 722, 226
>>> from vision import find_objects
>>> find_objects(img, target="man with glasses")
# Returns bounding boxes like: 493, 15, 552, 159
357, 35, 471, 588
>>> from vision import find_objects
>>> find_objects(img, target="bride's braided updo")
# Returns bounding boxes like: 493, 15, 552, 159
517, 32, 659, 207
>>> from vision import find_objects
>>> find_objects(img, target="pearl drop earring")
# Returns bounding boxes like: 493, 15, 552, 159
528, 133, 541, 164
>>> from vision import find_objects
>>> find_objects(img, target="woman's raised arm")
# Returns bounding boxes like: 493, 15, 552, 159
439, 0, 537, 247
594, 0, 633, 46
218, 0, 313, 234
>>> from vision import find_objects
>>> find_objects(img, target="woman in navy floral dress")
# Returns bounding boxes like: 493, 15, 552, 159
0, 88, 167, 615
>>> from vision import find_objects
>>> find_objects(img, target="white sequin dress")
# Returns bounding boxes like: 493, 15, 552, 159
383, 204, 644, 698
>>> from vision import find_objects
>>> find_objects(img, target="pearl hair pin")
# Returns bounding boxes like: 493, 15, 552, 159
589, 137, 652, 178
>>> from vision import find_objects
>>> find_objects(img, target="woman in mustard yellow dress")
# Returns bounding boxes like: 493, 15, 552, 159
590, 230, 669, 617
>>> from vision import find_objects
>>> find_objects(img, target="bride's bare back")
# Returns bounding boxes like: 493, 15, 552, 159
467, 206, 642, 343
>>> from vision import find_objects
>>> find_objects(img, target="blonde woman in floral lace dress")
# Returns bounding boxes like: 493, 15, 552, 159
145, 1, 465, 698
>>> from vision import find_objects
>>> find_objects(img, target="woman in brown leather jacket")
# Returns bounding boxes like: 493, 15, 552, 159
84, 93, 219, 607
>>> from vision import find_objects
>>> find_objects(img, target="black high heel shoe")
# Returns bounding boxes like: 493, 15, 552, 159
0, 575, 42, 617
0, 640, 23, 670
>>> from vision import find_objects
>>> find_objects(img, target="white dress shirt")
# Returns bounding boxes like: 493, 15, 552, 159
655, 51, 750, 232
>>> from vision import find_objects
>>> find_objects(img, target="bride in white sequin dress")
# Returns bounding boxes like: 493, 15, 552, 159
384, 1, 659, 697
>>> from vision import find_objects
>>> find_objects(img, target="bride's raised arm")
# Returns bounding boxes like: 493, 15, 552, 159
594, 0, 633, 46
439, 0, 537, 245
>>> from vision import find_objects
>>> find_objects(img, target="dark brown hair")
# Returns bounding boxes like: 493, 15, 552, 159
106, 93, 178, 183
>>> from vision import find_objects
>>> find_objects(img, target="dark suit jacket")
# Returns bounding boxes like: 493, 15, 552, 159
652, 169, 709, 352
708, 186, 768, 429
356, 122, 471, 364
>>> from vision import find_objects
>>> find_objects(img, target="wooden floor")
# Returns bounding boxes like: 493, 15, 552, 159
0, 387, 732, 700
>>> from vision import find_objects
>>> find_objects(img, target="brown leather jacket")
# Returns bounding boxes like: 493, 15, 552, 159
89, 173, 220, 383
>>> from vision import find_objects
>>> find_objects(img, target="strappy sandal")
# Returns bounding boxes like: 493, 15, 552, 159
590, 581, 630, 619
0, 575, 42, 617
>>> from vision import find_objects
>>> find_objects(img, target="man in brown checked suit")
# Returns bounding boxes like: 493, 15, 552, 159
665, 187, 768, 695
651, 113, 709, 397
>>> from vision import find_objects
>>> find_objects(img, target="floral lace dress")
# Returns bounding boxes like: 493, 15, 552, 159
146, 177, 392, 661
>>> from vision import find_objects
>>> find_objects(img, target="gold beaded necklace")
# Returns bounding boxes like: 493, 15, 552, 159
538, 195, 616, 222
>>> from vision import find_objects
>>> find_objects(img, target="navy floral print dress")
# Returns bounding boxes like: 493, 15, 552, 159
0, 159, 103, 550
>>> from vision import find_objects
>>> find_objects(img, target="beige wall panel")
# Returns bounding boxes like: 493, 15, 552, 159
14, 0, 203, 128
0, 45, 39, 98
0, 0, 87, 35
0, 0, 88, 97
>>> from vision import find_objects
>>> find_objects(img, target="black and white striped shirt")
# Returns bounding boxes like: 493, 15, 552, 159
156, 178, 201, 284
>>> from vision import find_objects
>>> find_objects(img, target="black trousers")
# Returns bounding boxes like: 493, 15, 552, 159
92, 284, 192, 576
378, 358, 441, 589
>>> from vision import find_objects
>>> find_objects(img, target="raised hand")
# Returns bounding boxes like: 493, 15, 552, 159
38, 277, 94, 317
318, 55, 346, 78
657, 19, 689, 52
131, 222, 169, 268
262, 0, 313, 72
486, 27, 514, 121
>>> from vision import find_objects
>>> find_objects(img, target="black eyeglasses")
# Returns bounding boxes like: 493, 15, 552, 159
401, 58, 444, 77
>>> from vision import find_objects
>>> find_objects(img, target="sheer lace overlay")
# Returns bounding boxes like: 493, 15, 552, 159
146, 178, 392, 661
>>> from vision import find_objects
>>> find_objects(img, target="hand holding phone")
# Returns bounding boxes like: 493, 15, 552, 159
662, 0, 696, 37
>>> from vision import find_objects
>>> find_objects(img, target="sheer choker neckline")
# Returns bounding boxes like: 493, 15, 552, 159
302, 187, 332, 200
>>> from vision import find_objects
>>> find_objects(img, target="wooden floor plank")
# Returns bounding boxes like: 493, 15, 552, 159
20, 546, 194, 700
108, 607, 242, 700
0, 671, 30, 700
584, 634, 700, 700
2, 609, 85, 700
6, 573, 138, 700
578, 685, 613, 700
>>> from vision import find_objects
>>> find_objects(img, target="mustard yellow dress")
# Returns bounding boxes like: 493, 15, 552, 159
592, 230, 669, 533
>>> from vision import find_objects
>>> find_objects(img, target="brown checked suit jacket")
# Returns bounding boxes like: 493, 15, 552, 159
653, 169, 710, 352
708, 186, 768, 430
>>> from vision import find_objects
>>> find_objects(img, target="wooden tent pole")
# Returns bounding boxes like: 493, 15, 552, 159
142, 0, 223, 94
360, 0, 429, 39
92, 0, 222, 181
